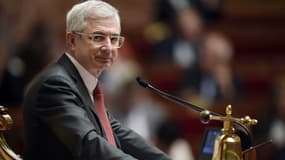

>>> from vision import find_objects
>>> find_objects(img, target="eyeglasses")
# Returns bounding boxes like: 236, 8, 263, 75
73, 31, 125, 48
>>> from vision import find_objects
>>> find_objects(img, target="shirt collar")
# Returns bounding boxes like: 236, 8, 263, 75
65, 53, 97, 96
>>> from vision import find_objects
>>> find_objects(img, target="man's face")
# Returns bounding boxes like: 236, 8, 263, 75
69, 16, 121, 77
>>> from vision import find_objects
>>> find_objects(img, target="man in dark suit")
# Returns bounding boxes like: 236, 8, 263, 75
23, 1, 171, 160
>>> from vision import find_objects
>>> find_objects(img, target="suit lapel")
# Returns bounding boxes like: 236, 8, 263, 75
58, 54, 94, 104
57, 54, 104, 135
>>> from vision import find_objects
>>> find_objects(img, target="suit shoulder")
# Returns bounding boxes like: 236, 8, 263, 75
26, 63, 75, 93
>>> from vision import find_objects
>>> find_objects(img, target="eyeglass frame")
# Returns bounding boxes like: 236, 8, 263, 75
73, 31, 125, 48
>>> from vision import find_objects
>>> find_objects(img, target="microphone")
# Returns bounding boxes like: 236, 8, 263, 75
136, 76, 252, 149
136, 76, 219, 116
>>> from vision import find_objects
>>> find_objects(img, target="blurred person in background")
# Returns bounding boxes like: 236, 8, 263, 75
155, 0, 223, 26
0, 22, 51, 107
179, 31, 241, 105
23, 1, 171, 160
149, 7, 204, 93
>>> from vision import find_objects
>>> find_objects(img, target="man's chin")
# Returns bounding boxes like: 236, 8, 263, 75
97, 63, 112, 70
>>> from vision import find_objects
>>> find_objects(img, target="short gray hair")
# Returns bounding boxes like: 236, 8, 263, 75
66, 0, 120, 32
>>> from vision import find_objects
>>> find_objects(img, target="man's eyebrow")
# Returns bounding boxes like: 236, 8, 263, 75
91, 31, 120, 36
91, 31, 104, 35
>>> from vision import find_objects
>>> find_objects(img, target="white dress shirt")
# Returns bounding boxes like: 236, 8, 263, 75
65, 53, 98, 101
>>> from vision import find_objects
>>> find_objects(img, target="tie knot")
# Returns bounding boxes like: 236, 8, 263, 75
93, 83, 103, 97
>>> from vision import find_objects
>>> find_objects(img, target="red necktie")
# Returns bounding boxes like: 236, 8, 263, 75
93, 84, 116, 147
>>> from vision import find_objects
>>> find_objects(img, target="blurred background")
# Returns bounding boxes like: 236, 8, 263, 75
1, 0, 285, 159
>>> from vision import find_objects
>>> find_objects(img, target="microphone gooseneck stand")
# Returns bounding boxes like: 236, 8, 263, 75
135, 76, 252, 149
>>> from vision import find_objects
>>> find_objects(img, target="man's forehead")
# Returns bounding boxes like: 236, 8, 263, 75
84, 17, 120, 32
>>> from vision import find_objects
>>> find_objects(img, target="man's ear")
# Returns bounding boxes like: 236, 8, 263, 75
66, 32, 76, 51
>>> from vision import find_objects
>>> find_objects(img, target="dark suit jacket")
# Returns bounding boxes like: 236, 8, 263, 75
23, 54, 171, 160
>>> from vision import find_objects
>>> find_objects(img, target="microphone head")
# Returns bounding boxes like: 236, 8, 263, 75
136, 77, 149, 88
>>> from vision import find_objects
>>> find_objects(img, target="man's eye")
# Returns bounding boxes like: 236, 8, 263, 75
110, 37, 119, 44
92, 35, 105, 42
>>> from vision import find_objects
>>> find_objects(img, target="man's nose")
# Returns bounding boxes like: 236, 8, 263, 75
101, 37, 112, 49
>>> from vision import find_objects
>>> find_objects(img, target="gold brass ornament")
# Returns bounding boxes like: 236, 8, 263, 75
0, 106, 22, 160
200, 105, 259, 160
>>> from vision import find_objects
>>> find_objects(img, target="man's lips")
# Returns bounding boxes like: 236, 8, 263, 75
95, 56, 112, 62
